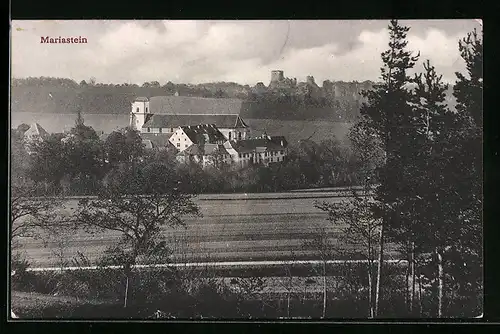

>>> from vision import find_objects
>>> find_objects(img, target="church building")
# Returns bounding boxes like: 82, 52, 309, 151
129, 95, 250, 142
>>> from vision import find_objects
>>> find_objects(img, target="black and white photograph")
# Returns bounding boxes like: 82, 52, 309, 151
9, 19, 483, 320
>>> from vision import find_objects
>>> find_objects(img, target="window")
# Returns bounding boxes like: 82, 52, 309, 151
147, 127, 151, 132
229, 132, 232, 140
136, 107, 139, 113
184, 138, 186, 141
159, 128, 162, 133
171, 128, 174, 132
270, 158, 273, 162
238, 132, 242, 140
185, 144, 188, 148
145, 107, 148, 113
176, 143, 180, 147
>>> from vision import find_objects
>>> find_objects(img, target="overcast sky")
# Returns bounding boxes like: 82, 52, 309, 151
11, 20, 481, 86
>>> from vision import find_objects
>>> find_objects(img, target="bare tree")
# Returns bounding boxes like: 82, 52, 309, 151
315, 188, 381, 318
302, 226, 336, 319
10, 183, 68, 243
75, 163, 200, 308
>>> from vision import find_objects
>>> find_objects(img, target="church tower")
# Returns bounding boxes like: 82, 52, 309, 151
130, 97, 150, 131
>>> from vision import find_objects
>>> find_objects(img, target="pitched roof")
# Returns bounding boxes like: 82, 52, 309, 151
142, 114, 247, 129
226, 136, 288, 153
140, 133, 174, 148
177, 143, 229, 157
134, 97, 149, 102
149, 96, 244, 115
178, 144, 204, 156
179, 124, 226, 145
23, 123, 49, 139
203, 143, 230, 156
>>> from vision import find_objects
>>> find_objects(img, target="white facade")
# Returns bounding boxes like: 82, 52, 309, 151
218, 127, 250, 141
223, 141, 287, 167
168, 128, 195, 152
130, 99, 151, 131
177, 151, 232, 169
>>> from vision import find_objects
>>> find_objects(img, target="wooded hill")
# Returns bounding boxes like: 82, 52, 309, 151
10, 77, 455, 121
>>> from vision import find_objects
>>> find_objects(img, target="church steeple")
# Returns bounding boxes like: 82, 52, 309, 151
130, 97, 150, 131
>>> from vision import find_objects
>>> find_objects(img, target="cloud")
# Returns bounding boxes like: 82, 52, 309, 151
11, 20, 478, 86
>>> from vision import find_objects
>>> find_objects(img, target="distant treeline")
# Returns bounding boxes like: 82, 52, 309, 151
11, 77, 379, 122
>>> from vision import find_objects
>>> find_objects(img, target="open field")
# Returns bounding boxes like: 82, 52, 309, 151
10, 112, 352, 144
13, 192, 398, 268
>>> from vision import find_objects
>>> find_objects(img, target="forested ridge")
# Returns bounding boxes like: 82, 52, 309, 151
11, 76, 454, 121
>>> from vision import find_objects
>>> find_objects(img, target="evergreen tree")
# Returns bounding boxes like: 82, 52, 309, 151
448, 29, 483, 316
358, 19, 420, 316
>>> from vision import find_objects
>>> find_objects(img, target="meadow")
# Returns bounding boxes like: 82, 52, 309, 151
14, 192, 398, 268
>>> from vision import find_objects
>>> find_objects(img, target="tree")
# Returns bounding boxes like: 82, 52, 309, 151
10, 139, 66, 242
302, 226, 336, 318
10, 183, 64, 242
401, 59, 454, 316
104, 131, 128, 164
27, 134, 68, 194
63, 112, 103, 194
75, 162, 200, 307
357, 19, 420, 317
122, 127, 145, 162
150, 81, 161, 88
315, 189, 381, 318
430, 29, 483, 317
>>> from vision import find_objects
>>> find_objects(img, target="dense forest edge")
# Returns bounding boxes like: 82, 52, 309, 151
11, 76, 455, 122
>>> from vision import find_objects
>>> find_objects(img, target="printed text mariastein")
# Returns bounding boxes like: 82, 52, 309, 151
40, 36, 88, 44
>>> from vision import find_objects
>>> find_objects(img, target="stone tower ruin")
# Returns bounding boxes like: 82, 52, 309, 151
270, 70, 285, 83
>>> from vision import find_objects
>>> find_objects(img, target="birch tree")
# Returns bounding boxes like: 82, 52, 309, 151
315, 189, 380, 318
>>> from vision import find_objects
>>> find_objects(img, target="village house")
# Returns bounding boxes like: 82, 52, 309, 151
20, 123, 50, 154
224, 134, 288, 167
171, 125, 288, 169
169, 124, 226, 152
22, 123, 49, 143
176, 143, 232, 168
129, 96, 250, 141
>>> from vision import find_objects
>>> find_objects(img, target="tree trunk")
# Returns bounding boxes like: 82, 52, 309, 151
410, 242, 416, 315
405, 257, 410, 312
287, 290, 291, 318
418, 270, 423, 317
367, 228, 374, 318
322, 261, 327, 319
124, 275, 129, 308
367, 262, 374, 318
375, 223, 384, 317
436, 248, 444, 317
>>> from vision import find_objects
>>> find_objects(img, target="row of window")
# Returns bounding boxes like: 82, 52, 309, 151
238, 150, 285, 159
146, 127, 175, 133
228, 132, 243, 140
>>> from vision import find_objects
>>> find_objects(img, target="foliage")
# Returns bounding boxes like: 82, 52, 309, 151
76, 162, 200, 268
